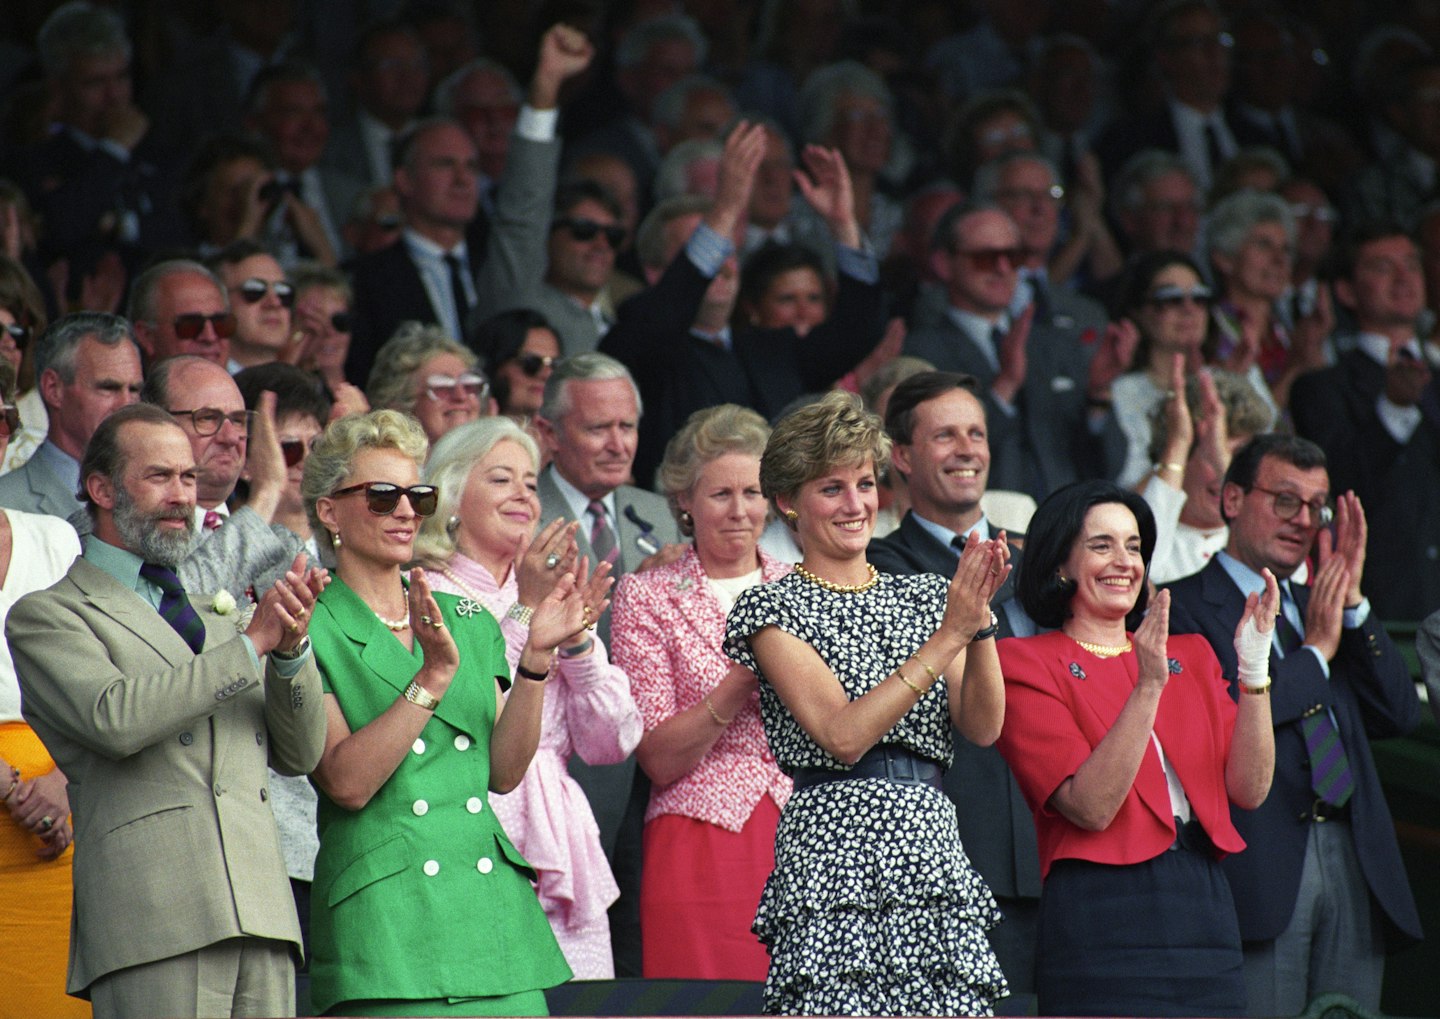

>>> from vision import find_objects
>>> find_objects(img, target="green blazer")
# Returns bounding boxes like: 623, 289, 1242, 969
7, 556, 326, 995
307, 578, 570, 1012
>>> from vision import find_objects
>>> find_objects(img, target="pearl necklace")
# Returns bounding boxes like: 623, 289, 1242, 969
370, 582, 410, 631
794, 562, 880, 594
1072, 636, 1132, 658
438, 565, 488, 618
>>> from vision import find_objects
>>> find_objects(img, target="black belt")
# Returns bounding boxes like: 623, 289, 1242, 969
1298, 798, 1351, 823
1169, 816, 1216, 855
791, 744, 943, 791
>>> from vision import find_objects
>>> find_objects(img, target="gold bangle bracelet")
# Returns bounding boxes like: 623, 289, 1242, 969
896, 668, 925, 696
909, 653, 938, 683
703, 695, 733, 726
1241, 677, 1273, 695
1156, 461, 1185, 476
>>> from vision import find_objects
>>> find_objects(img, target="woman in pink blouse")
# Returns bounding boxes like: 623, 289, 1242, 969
416, 417, 641, 979
609, 405, 792, 980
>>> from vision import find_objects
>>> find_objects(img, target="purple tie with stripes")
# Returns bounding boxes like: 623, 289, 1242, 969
139, 562, 206, 655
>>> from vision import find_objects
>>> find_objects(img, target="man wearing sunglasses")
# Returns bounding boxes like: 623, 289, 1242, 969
1167, 434, 1420, 1017
1292, 224, 1440, 624
206, 242, 295, 372
905, 203, 1116, 502
0, 313, 141, 519
129, 260, 235, 369
139, 356, 306, 604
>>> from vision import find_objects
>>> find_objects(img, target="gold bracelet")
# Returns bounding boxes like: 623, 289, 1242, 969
703, 695, 732, 726
896, 667, 925, 696
1241, 677, 1272, 695
403, 680, 442, 711
1156, 461, 1185, 477
909, 653, 938, 683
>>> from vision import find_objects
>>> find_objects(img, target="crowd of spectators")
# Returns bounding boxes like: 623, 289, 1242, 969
2, 0, 1440, 1014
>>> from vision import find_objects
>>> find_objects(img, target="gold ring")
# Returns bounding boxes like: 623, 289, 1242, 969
288, 621, 300, 633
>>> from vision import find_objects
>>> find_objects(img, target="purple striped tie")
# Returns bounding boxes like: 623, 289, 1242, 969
1282, 585, 1354, 807
139, 562, 206, 655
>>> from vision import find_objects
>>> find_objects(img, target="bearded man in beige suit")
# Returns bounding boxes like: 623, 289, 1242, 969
6, 403, 329, 1019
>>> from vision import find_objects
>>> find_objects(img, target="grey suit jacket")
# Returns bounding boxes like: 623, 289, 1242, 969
0, 447, 81, 517
8, 555, 327, 994
469, 133, 602, 356
904, 286, 1114, 500
179, 507, 309, 602
537, 465, 678, 854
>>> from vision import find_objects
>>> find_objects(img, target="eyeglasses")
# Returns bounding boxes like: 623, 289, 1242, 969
1248, 485, 1333, 526
0, 404, 19, 439
424, 372, 489, 403
513, 353, 556, 377
552, 217, 625, 248
1145, 283, 1212, 310
280, 437, 316, 467
372, 215, 403, 231
953, 246, 1023, 272
168, 407, 255, 436
231, 278, 295, 308
171, 312, 237, 340
1, 322, 29, 350
328, 311, 353, 333
1288, 202, 1339, 224
330, 481, 438, 516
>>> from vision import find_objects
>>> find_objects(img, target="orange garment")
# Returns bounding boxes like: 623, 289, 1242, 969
0, 721, 87, 1019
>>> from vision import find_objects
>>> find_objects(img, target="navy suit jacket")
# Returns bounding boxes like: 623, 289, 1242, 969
1291, 350, 1440, 622
903, 286, 1118, 501
1166, 559, 1422, 946
867, 513, 1041, 901
345, 241, 440, 385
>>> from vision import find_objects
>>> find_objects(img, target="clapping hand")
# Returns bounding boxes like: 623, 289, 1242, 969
794, 144, 861, 248
944, 532, 1011, 639
515, 519, 580, 610
248, 553, 330, 656
409, 567, 460, 676
1134, 588, 1172, 692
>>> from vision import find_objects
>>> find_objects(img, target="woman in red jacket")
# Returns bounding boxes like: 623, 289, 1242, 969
995, 480, 1277, 1017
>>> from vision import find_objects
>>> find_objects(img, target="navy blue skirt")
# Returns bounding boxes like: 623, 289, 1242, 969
1036, 826, 1246, 1017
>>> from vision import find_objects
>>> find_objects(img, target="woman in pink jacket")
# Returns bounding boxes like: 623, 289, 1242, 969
610, 405, 793, 980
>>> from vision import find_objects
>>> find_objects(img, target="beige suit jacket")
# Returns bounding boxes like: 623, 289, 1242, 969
6, 557, 327, 995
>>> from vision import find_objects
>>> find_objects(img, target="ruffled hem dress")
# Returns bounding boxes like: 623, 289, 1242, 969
726, 571, 1009, 1016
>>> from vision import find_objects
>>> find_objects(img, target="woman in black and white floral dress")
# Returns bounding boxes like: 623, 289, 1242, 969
724, 391, 1012, 1016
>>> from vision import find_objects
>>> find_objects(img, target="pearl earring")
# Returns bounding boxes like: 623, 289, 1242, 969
331, 531, 342, 549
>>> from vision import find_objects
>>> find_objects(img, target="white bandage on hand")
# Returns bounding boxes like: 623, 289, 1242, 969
1233, 611, 1272, 690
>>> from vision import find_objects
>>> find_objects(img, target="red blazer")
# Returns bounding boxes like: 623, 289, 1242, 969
996, 631, 1245, 879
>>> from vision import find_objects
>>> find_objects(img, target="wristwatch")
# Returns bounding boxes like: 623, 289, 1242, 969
973, 610, 1000, 642
272, 635, 311, 661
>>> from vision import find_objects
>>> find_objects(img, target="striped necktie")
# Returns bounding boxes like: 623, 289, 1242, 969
1282, 583, 1355, 807
139, 562, 206, 655
588, 499, 618, 566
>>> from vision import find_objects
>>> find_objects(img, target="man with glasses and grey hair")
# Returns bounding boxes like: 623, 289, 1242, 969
535, 351, 680, 976
129, 259, 236, 369
1167, 433, 1420, 1016
140, 355, 303, 602
0, 312, 141, 518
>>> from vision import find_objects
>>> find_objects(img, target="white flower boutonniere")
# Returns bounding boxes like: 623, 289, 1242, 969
212, 590, 237, 615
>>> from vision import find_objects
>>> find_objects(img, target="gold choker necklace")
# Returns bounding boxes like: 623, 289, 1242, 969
1072, 636, 1132, 658
794, 562, 879, 594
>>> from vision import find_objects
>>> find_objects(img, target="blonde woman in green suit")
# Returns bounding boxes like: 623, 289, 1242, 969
301, 409, 603, 1016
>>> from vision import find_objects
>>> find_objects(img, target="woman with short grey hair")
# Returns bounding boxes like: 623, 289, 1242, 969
1206, 189, 1331, 409
365, 322, 488, 443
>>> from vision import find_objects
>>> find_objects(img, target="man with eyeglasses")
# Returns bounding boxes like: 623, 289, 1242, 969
205, 242, 295, 372
139, 356, 305, 603
904, 204, 1118, 501
1167, 433, 1420, 1017
0, 313, 141, 519
1291, 223, 1440, 622
129, 260, 236, 369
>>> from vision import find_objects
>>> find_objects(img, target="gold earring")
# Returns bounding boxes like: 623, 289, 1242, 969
784, 509, 798, 522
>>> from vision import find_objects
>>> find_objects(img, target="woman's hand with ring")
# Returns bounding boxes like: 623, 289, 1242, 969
517, 519, 579, 610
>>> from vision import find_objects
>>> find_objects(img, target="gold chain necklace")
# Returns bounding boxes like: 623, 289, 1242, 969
794, 562, 880, 594
1072, 636, 1132, 658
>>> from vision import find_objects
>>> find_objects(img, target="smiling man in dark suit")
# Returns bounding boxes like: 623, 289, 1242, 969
1166, 434, 1421, 1016
866, 370, 1039, 1005
8, 403, 326, 1018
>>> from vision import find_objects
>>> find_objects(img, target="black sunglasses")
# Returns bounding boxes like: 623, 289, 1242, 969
232, 278, 295, 308
173, 312, 237, 340
552, 217, 625, 248
280, 438, 314, 467
1, 322, 29, 350
513, 353, 556, 377
329, 311, 353, 333
330, 481, 439, 516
